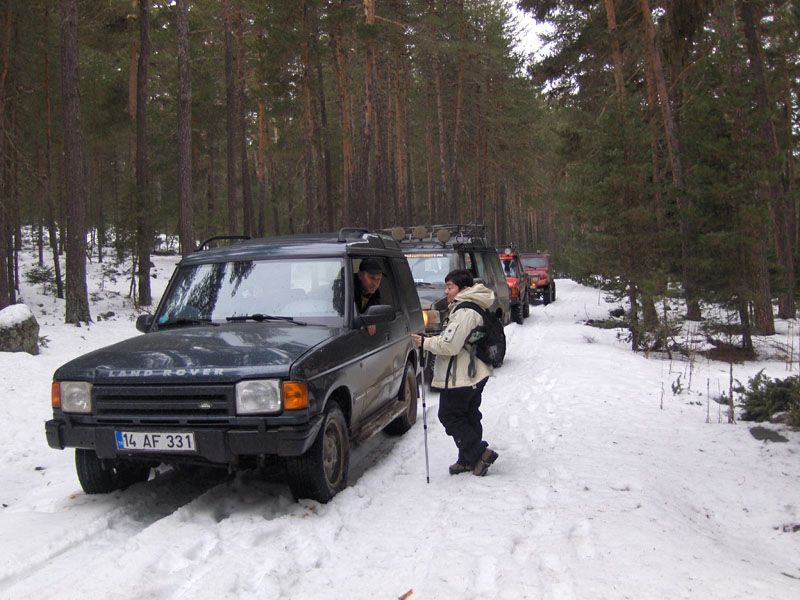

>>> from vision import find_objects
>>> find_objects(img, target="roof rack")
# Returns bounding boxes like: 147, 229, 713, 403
337, 227, 369, 242
381, 224, 490, 246
196, 235, 251, 251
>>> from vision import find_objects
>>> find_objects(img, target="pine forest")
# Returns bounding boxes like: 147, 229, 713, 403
0, 0, 798, 352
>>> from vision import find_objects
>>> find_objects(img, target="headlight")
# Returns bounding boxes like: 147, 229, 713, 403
57, 381, 93, 414
423, 309, 440, 329
236, 380, 282, 414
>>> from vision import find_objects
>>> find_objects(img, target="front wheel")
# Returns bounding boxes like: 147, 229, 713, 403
75, 449, 151, 494
522, 296, 530, 318
512, 303, 524, 324
286, 403, 350, 503
385, 364, 418, 435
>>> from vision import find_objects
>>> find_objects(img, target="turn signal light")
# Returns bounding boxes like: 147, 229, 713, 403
282, 381, 309, 410
51, 382, 61, 409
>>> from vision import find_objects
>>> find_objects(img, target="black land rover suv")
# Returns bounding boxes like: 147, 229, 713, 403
383, 225, 511, 382
45, 230, 423, 503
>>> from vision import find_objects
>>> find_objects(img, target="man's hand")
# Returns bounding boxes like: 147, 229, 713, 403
411, 334, 423, 348
367, 324, 376, 336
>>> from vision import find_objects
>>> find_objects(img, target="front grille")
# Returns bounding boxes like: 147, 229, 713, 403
93, 384, 234, 426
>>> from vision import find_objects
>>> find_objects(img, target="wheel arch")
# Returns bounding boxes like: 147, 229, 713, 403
324, 386, 352, 427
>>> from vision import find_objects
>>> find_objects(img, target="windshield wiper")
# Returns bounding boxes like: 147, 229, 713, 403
226, 314, 307, 326
158, 317, 218, 329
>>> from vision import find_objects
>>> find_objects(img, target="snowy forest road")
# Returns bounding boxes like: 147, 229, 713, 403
1, 279, 799, 599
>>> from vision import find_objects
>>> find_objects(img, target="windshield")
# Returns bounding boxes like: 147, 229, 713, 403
522, 257, 547, 269
501, 258, 519, 277
157, 258, 346, 327
406, 252, 454, 285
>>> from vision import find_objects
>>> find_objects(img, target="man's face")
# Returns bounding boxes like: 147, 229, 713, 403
445, 281, 461, 303
358, 270, 382, 295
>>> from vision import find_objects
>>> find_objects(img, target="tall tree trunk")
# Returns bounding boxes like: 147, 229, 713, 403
332, 13, 355, 225
223, 0, 239, 233
449, 0, 466, 223
300, 0, 318, 232
236, 7, 254, 237
737, 0, 794, 320
128, 34, 139, 170
424, 112, 434, 222
176, 0, 193, 256
603, 0, 625, 100
60, 0, 91, 323
42, 4, 64, 298
135, 0, 151, 306
0, 1, 12, 309
205, 129, 217, 241
269, 125, 279, 233
639, 0, 702, 320
391, 50, 410, 225
433, 60, 448, 219
360, 0, 378, 228
313, 33, 334, 231
256, 100, 269, 236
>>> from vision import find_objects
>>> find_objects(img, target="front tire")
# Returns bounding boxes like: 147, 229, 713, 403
512, 303, 524, 324
543, 284, 553, 305
385, 364, 418, 435
75, 449, 151, 494
522, 296, 530, 318
286, 403, 349, 503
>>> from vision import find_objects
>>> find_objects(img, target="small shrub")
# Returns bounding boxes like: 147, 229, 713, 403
24, 265, 56, 294
671, 374, 684, 395
736, 370, 800, 427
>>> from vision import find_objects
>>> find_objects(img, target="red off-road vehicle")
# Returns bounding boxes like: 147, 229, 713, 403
520, 253, 556, 305
498, 247, 530, 324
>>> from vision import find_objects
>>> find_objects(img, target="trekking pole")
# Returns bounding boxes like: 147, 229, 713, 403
420, 349, 431, 484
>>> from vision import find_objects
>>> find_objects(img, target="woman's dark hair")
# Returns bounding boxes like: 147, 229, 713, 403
445, 269, 474, 290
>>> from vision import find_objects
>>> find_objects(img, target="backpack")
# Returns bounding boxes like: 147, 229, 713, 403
452, 301, 506, 368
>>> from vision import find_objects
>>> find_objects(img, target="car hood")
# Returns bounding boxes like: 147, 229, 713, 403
53, 323, 339, 383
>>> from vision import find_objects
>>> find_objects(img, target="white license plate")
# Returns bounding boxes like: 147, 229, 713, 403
115, 431, 196, 452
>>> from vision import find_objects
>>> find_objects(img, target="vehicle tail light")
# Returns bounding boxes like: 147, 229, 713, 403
51, 382, 61, 409
283, 381, 309, 410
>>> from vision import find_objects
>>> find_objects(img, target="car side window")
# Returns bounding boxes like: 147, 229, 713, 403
351, 257, 397, 314
472, 252, 491, 285
377, 262, 400, 315
393, 258, 421, 312
486, 254, 506, 288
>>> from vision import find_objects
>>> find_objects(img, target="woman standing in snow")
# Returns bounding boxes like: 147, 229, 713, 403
412, 269, 499, 476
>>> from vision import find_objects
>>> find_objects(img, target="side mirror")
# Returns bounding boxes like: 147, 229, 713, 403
136, 314, 154, 333
354, 304, 395, 328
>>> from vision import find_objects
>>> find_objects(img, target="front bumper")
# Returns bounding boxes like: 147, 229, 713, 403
45, 417, 324, 463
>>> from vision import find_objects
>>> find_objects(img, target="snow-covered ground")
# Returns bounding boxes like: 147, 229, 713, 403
0, 248, 799, 599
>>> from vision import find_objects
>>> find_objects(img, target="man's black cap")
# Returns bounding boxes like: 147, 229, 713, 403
358, 257, 384, 274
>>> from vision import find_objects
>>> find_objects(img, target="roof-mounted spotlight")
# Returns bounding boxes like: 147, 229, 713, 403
436, 228, 451, 244
390, 226, 406, 242
412, 225, 428, 240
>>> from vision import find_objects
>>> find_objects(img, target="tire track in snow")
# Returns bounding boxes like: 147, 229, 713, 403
0, 468, 228, 596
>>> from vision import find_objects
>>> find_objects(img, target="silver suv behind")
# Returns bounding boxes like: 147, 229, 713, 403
383, 225, 511, 382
